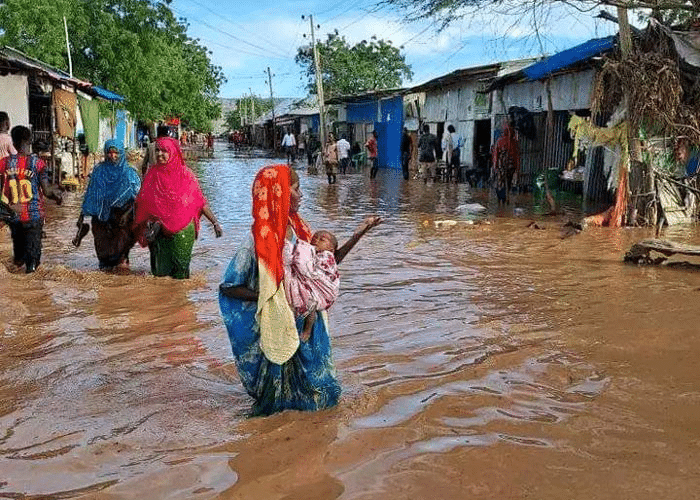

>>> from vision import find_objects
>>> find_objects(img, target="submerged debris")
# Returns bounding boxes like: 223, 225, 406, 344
560, 221, 584, 239
624, 239, 700, 265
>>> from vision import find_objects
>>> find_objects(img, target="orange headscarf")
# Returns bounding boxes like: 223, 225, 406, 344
251, 164, 313, 364
252, 165, 313, 283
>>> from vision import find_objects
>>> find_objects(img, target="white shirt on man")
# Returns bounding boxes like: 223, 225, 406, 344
336, 138, 351, 159
282, 133, 296, 147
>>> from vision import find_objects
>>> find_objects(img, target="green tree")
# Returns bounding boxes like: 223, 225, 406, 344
295, 34, 413, 98
0, 0, 224, 130
224, 96, 273, 131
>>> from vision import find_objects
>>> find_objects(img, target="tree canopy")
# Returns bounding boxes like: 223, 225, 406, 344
224, 96, 273, 131
295, 34, 413, 99
0, 0, 224, 130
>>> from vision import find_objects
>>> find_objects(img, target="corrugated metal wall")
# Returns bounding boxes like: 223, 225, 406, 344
496, 70, 595, 114
421, 81, 492, 169
347, 101, 378, 122
494, 111, 574, 192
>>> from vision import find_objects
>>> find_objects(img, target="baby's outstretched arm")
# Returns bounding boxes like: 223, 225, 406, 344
335, 215, 382, 264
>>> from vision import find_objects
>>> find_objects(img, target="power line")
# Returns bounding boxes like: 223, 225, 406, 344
186, 0, 291, 54
399, 22, 435, 47
316, 0, 351, 16
170, 5, 293, 60
319, 0, 365, 25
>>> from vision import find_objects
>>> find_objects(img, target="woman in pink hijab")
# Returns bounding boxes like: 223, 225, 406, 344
134, 136, 222, 278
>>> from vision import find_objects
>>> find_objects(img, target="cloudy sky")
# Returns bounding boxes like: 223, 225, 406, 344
169, 0, 621, 99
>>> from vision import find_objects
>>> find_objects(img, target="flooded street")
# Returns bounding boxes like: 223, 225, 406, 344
1, 143, 700, 499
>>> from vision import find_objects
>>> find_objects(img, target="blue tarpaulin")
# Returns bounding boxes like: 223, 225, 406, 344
523, 36, 616, 81
91, 85, 125, 102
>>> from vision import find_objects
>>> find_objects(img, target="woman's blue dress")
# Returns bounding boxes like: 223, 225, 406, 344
219, 238, 341, 416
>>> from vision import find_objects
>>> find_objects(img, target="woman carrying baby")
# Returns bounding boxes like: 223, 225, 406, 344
219, 164, 380, 416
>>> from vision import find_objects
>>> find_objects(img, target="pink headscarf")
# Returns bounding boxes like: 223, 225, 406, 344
134, 137, 207, 246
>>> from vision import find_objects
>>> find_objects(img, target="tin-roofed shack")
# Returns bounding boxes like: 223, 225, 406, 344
488, 37, 616, 200
405, 63, 499, 181
0, 46, 126, 185
584, 19, 700, 227
402, 59, 536, 182
273, 97, 320, 151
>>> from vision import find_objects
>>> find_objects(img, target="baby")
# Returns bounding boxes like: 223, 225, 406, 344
0, 112, 17, 160
283, 229, 340, 341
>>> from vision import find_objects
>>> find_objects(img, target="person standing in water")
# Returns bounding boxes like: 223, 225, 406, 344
73, 139, 141, 271
400, 128, 412, 180
133, 137, 222, 279
219, 165, 381, 415
0, 126, 62, 273
366, 130, 379, 179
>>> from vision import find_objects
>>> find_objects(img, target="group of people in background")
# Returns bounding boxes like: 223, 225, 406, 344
322, 132, 353, 184
0, 111, 222, 277
281, 123, 472, 187
282, 127, 376, 185
416, 124, 464, 184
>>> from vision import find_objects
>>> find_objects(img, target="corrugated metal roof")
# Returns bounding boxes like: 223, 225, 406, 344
1, 46, 124, 102
407, 65, 499, 93
325, 88, 406, 104
522, 36, 616, 81
0, 45, 91, 88
497, 58, 541, 77
91, 85, 125, 102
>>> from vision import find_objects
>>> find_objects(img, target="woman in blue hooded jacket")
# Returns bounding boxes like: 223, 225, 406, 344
73, 140, 141, 270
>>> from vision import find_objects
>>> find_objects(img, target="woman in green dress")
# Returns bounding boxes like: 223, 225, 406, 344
133, 136, 222, 278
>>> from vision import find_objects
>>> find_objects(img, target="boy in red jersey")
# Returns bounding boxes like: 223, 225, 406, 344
0, 126, 62, 273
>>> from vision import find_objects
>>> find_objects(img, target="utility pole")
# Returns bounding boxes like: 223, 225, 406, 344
63, 16, 73, 77
267, 67, 276, 150
304, 14, 326, 148
249, 87, 256, 123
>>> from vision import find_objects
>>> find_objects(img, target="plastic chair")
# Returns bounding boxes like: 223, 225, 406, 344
351, 151, 367, 170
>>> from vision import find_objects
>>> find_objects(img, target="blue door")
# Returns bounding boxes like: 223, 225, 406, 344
115, 109, 127, 144
374, 122, 388, 169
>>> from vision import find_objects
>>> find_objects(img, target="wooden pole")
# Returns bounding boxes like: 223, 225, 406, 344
63, 16, 73, 78
267, 67, 276, 150
50, 103, 56, 185
615, 5, 635, 227
543, 79, 557, 214
309, 15, 326, 148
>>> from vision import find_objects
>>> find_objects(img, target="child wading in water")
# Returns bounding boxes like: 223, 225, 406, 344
284, 229, 340, 341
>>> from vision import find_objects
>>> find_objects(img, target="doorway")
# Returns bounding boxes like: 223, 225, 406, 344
472, 119, 492, 186
436, 121, 445, 159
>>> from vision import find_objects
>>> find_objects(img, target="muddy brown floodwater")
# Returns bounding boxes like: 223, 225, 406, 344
1, 143, 700, 499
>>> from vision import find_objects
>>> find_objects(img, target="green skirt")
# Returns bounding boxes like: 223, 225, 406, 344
149, 222, 196, 279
